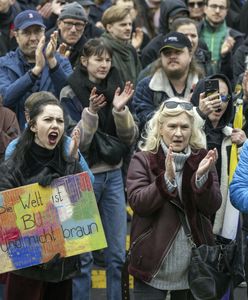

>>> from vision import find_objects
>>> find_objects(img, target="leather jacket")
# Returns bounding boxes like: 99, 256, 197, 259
126, 147, 222, 282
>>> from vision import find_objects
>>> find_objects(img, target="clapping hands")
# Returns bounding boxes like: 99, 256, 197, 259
113, 81, 134, 112
196, 148, 218, 178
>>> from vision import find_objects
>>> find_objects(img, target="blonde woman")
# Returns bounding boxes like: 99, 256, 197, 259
127, 98, 222, 300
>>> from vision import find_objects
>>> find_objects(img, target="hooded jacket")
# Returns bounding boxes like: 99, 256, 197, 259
159, 0, 189, 35
191, 74, 239, 238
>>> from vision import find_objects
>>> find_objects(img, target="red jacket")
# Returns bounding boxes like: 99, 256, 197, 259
126, 146, 222, 283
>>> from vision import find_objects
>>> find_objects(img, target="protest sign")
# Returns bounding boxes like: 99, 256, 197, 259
0, 172, 107, 274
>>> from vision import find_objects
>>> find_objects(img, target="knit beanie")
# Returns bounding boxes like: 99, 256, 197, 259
58, 2, 88, 21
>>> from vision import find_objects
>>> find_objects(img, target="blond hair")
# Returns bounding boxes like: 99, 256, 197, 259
139, 98, 204, 152
102, 5, 131, 28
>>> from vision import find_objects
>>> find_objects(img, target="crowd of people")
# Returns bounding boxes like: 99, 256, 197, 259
1, 0, 248, 299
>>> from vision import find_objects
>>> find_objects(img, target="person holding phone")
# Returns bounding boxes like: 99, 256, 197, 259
191, 73, 246, 295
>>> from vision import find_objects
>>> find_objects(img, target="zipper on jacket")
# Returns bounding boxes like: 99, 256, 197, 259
127, 228, 152, 261
151, 225, 180, 279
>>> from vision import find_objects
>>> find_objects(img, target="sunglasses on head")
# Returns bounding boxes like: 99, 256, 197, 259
163, 101, 193, 110
220, 95, 231, 102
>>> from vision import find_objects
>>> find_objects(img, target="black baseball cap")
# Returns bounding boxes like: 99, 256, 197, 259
159, 32, 192, 52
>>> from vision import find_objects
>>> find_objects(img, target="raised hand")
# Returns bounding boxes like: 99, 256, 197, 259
113, 81, 134, 112
131, 27, 144, 50
57, 43, 71, 58
221, 36, 235, 57
198, 92, 222, 116
242, 71, 248, 103
88, 87, 106, 114
46, 31, 58, 68
231, 128, 247, 146
32, 36, 46, 76
165, 144, 176, 182
69, 127, 80, 160
196, 148, 218, 178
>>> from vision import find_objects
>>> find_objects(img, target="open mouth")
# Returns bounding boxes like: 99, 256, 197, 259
48, 132, 59, 145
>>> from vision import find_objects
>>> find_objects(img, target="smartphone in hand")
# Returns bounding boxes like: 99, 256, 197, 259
204, 79, 221, 112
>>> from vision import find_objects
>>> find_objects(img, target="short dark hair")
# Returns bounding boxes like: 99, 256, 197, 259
170, 17, 198, 33
24, 91, 59, 111
81, 38, 113, 58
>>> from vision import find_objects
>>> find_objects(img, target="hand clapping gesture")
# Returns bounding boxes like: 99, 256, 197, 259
32, 36, 46, 76
113, 81, 134, 112
88, 87, 106, 114
45, 31, 58, 69
196, 148, 218, 178
69, 127, 81, 160
165, 144, 176, 182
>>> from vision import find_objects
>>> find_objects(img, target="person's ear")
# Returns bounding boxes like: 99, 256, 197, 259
106, 23, 112, 33
30, 122, 37, 133
80, 56, 87, 67
57, 20, 62, 29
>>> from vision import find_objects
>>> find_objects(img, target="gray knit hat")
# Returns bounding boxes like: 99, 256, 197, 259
58, 2, 88, 21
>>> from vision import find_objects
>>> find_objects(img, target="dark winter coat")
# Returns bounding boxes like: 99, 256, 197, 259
0, 48, 72, 130
127, 147, 222, 282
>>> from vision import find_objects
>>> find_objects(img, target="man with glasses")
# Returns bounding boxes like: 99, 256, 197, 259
0, 9, 72, 130
55, 1, 102, 67
198, 0, 244, 83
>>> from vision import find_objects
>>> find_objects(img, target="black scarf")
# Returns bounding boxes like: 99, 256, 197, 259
67, 65, 123, 135
23, 141, 67, 178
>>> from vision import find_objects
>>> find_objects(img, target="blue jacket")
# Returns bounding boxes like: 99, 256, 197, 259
0, 48, 72, 130
230, 140, 248, 212
5, 136, 94, 184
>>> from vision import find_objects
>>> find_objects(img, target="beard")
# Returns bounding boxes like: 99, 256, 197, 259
165, 67, 189, 80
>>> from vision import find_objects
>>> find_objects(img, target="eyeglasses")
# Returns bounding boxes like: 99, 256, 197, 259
163, 101, 193, 110
221, 95, 231, 102
208, 4, 227, 11
62, 20, 87, 31
188, 1, 204, 8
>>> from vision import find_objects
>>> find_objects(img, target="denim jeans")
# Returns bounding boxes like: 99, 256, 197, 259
134, 279, 194, 300
73, 169, 127, 300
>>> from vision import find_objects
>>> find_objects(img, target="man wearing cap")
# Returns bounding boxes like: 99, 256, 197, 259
0, 9, 72, 130
46, 1, 102, 67
141, 0, 189, 67
133, 32, 202, 133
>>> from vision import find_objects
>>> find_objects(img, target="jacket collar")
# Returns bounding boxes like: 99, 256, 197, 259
149, 68, 199, 98
149, 145, 204, 176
